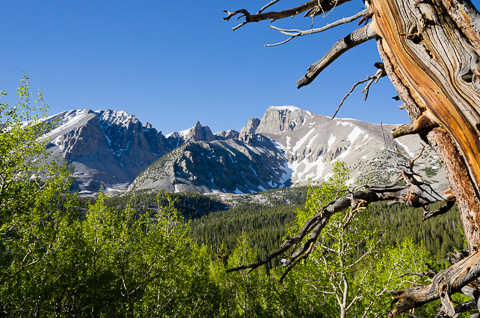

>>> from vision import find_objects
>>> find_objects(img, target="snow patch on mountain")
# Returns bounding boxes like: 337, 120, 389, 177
395, 138, 416, 157
45, 109, 93, 138
167, 127, 192, 138
293, 128, 316, 152
277, 160, 293, 187
98, 110, 136, 127
337, 120, 354, 127
327, 134, 336, 151
347, 126, 363, 143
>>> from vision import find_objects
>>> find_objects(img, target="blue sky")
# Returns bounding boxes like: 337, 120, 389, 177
3, 0, 471, 134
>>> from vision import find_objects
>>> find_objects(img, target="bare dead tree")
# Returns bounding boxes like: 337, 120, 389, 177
225, 0, 480, 316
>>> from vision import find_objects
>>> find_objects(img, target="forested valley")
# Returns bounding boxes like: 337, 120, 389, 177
4, 182, 468, 317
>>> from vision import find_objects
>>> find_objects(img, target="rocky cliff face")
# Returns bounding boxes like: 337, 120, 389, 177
128, 137, 290, 194
165, 121, 216, 144
215, 129, 240, 140
239, 118, 261, 140
42, 110, 233, 194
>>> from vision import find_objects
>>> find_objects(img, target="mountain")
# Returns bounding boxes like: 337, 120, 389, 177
128, 136, 289, 194
127, 106, 447, 194
254, 106, 441, 186
41, 109, 236, 195
40, 106, 446, 196
165, 121, 216, 144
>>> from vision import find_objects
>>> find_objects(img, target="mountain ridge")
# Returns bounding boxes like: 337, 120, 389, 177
39, 106, 446, 195
41, 109, 238, 194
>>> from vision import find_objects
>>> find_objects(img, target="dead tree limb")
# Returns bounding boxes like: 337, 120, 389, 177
266, 9, 369, 47
433, 299, 478, 318
399, 258, 480, 317
296, 22, 378, 88
422, 200, 456, 220
392, 112, 439, 138
227, 166, 450, 280
223, 0, 351, 31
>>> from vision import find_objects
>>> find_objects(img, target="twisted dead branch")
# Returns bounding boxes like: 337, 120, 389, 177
266, 9, 368, 47
223, 0, 351, 31
296, 22, 378, 88
227, 153, 450, 281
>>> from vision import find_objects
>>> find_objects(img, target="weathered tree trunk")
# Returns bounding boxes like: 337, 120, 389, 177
371, 0, 480, 252
225, 0, 480, 315
372, 0, 480, 314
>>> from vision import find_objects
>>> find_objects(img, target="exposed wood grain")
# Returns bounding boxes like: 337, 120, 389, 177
371, 0, 480, 198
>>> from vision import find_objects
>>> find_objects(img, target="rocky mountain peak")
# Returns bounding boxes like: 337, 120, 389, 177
185, 121, 215, 143
166, 121, 215, 143
256, 105, 326, 135
41, 109, 173, 194
98, 109, 138, 127
239, 118, 261, 140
